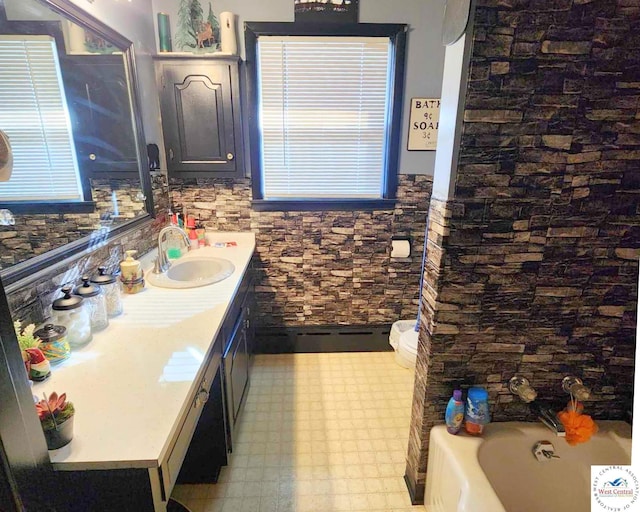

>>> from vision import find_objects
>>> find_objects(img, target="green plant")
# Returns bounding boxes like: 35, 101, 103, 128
36, 392, 75, 431
13, 320, 41, 351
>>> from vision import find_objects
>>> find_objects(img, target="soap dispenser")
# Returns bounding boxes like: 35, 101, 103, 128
120, 250, 141, 280
120, 250, 145, 294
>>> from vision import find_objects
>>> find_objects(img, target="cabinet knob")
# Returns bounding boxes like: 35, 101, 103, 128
196, 388, 209, 408
169, 148, 174, 160
89, 153, 97, 161
227, 152, 234, 161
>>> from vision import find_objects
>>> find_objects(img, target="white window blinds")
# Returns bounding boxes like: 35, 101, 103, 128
0, 36, 83, 202
257, 36, 391, 199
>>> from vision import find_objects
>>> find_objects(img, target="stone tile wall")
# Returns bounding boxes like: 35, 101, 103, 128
170, 175, 433, 327
406, 0, 640, 501
6, 175, 169, 324
0, 179, 148, 269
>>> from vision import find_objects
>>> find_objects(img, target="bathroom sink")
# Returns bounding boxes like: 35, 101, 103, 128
147, 257, 235, 289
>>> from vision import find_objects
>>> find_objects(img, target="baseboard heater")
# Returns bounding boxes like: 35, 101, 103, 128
255, 324, 393, 353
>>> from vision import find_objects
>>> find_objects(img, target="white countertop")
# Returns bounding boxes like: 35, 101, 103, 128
33, 232, 255, 471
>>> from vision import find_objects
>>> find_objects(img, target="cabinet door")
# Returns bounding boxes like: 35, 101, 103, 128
159, 61, 240, 176
229, 313, 249, 422
63, 55, 139, 177
224, 307, 250, 432
177, 366, 227, 484
245, 286, 255, 356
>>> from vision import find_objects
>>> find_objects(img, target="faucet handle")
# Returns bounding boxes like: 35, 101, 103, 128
562, 376, 590, 401
509, 375, 537, 403
153, 253, 171, 275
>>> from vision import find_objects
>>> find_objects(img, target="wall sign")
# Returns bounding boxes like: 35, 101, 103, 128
408, 98, 440, 151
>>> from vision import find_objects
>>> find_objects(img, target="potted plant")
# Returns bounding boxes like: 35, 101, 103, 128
36, 392, 75, 450
14, 320, 50, 381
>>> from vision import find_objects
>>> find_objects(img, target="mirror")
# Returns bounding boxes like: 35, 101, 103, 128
0, 0, 154, 282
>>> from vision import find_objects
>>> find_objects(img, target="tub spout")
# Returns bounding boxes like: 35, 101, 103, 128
531, 403, 566, 437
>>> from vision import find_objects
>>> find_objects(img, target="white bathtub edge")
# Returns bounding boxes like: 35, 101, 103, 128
425, 426, 506, 512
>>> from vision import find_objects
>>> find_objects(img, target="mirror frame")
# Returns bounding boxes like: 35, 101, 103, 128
0, 0, 155, 286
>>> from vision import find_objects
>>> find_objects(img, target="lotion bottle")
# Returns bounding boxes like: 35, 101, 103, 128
445, 389, 465, 435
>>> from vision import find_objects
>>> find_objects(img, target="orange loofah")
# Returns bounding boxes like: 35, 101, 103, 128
557, 410, 598, 446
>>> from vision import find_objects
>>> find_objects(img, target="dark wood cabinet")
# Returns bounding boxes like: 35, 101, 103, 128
222, 273, 253, 454
63, 55, 139, 178
225, 305, 250, 425
177, 366, 227, 484
156, 57, 244, 177
178, 272, 254, 483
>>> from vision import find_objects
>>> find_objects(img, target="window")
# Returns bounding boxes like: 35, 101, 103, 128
0, 35, 84, 203
246, 23, 407, 210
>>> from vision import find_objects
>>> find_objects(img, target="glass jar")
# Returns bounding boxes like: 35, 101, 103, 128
51, 286, 92, 348
91, 266, 123, 317
34, 323, 70, 365
75, 276, 108, 332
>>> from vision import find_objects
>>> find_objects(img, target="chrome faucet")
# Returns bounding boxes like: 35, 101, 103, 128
153, 225, 190, 274
531, 402, 566, 437
509, 375, 565, 436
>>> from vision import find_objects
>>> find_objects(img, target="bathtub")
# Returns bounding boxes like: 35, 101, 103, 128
424, 421, 631, 512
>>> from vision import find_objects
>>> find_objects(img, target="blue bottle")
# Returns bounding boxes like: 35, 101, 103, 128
445, 389, 465, 435
465, 387, 490, 435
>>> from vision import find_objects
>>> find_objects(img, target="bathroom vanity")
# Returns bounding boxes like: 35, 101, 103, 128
32, 233, 255, 512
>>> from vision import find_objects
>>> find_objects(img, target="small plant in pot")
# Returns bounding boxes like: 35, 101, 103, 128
14, 320, 51, 381
36, 392, 75, 450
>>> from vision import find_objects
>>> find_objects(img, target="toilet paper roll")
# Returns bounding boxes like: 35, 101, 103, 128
391, 240, 411, 258
220, 12, 238, 55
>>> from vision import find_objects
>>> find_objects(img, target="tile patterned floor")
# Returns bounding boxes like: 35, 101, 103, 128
172, 352, 422, 512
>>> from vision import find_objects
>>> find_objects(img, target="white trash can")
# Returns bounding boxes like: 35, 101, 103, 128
395, 328, 419, 369
390, 320, 416, 350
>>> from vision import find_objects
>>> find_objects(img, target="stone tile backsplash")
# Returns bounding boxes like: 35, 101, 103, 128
6, 175, 169, 325
170, 174, 433, 327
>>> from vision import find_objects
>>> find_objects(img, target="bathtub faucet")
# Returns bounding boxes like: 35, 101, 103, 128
531, 402, 566, 437
562, 376, 591, 401
509, 375, 537, 403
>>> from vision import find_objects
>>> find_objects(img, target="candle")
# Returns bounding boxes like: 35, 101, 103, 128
157, 13, 172, 53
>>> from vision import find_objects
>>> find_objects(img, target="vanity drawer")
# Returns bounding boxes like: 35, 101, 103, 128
163, 353, 219, 497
